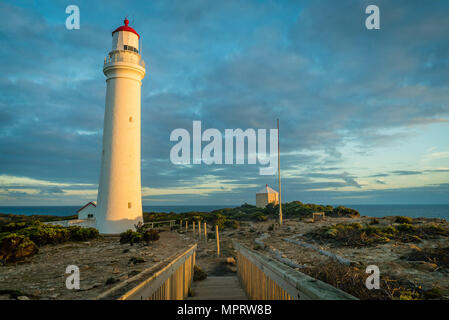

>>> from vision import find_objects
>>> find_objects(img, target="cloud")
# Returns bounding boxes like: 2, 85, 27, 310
392, 171, 422, 176
0, 0, 448, 205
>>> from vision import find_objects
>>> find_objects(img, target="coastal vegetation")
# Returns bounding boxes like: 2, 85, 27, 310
119, 222, 160, 246
302, 261, 444, 300
306, 219, 449, 247
142, 202, 360, 228
0, 221, 99, 264
404, 245, 449, 270
0, 213, 77, 225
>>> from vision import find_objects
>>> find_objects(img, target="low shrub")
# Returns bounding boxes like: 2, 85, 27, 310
119, 230, 142, 246
397, 223, 417, 233
330, 206, 360, 218
143, 229, 160, 244
395, 216, 413, 224
17, 223, 71, 246
307, 221, 428, 247
67, 226, 99, 241
301, 261, 424, 300
0, 234, 39, 263
405, 246, 449, 270
193, 265, 207, 281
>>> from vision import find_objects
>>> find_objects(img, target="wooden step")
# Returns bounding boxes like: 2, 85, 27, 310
188, 276, 248, 300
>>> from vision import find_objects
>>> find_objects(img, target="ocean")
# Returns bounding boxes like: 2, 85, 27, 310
0, 204, 448, 220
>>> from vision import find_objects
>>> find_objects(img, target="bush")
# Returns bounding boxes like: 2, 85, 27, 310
119, 230, 142, 246
143, 229, 160, 244
331, 206, 360, 218
370, 218, 380, 225
17, 223, 71, 246
67, 226, 99, 241
193, 265, 207, 281
225, 220, 240, 229
397, 223, 417, 233
395, 216, 413, 224
0, 222, 28, 233
0, 234, 39, 263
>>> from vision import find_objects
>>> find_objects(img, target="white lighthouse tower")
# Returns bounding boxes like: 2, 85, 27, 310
96, 19, 146, 234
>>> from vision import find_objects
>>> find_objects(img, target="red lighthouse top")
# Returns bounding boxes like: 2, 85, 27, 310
112, 18, 140, 39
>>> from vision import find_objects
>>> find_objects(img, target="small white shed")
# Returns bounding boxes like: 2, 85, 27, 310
256, 184, 279, 208
77, 201, 96, 220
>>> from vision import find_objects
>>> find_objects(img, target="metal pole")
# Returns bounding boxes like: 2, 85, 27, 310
277, 118, 283, 226
216, 225, 220, 257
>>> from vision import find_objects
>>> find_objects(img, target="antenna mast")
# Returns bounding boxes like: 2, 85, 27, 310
277, 118, 283, 225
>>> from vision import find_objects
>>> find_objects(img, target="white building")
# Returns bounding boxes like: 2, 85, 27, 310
256, 184, 279, 208
95, 19, 146, 234
76, 201, 96, 220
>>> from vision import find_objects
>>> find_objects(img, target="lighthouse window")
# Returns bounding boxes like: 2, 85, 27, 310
128, 202, 132, 209
123, 45, 138, 53
129, 116, 133, 122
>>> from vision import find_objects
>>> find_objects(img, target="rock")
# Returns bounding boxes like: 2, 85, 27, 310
226, 257, 236, 265
17, 296, 30, 300
112, 267, 120, 274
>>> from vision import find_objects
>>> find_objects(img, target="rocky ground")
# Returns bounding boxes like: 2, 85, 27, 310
0, 230, 194, 300
1, 215, 448, 300
191, 216, 449, 299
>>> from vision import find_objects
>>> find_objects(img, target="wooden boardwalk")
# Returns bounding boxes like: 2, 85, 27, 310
188, 276, 248, 300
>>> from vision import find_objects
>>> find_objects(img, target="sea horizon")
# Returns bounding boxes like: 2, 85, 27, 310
1, 204, 449, 220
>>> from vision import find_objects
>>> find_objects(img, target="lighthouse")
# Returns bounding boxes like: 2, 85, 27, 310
96, 19, 146, 234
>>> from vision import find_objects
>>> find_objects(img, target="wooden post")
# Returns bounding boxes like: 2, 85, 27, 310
185, 220, 188, 233
277, 118, 283, 226
198, 221, 201, 239
216, 225, 220, 257
193, 221, 195, 235
204, 222, 207, 242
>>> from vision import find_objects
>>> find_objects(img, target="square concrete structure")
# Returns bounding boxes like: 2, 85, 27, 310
256, 184, 279, 208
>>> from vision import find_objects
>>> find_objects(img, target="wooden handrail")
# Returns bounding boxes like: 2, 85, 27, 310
118, 244, 197, 300
234, 241, 357, 300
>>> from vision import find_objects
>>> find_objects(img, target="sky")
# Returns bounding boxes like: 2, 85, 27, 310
0, 0, 448, 206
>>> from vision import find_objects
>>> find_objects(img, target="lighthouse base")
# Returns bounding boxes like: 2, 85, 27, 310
96, 216, 143, 235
